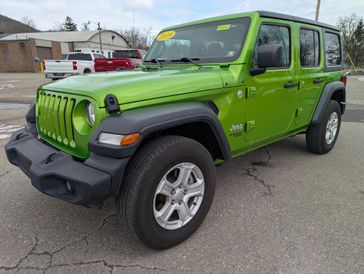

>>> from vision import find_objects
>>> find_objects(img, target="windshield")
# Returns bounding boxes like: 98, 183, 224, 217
114, 50, 140, 59
144, 18, 250, 64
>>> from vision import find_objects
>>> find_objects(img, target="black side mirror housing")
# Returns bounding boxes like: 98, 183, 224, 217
257, 44, 282, 68
250, 44, 283, 76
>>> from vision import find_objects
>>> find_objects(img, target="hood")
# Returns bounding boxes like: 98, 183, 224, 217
41, 68, 224, 107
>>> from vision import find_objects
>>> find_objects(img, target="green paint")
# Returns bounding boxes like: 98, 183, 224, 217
36, 11, 343, 159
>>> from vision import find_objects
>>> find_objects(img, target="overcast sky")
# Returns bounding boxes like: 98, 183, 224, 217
2, 0, 364, 34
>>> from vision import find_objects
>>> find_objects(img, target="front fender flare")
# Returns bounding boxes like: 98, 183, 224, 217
88, 102, 231, 160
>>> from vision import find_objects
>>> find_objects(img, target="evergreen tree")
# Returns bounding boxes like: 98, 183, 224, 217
63, 16, 77, 31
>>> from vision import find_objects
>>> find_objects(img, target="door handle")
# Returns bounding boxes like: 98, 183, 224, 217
284, 82, 299, 89
313, 78, 324, 84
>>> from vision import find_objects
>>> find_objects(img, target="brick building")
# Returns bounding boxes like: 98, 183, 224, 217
0, 31, 129, 72
0, 14, 129, 72
0, 38, 62, 72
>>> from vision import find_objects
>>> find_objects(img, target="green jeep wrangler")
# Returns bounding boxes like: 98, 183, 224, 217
5, 11, 346, 249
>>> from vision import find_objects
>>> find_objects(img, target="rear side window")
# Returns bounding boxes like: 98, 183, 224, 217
252, 24, 291, 68
113, 50, 140, 58
324, 32, 342, 67
67, 53, 92, 61
94, 54, 105, 59
300, 29, 320, 67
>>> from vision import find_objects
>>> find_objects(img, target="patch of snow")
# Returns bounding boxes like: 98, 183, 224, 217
0, 134, 11, 140
0, 83, 15, 89
357, 77, 364, 81
0, 124, 23, 135
0, 103, 30, 110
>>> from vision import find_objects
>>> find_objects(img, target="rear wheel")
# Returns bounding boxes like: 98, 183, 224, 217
117, 136, 216, 249
84, 68, 91, 74
306, 100, 341, 154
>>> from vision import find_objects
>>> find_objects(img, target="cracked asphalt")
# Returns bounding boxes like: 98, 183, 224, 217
0, 73, 363, 273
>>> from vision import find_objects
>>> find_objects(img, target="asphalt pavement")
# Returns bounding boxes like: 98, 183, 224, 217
0, 73, 363, 273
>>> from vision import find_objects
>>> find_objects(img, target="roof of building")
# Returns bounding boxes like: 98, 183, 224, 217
0, 30, 127, 42
0, 14, 39, 34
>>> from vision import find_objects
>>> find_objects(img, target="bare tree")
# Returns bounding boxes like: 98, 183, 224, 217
47, 22, 65, 32
337, 14, 364, 66
81, 22, 90, 31
117, 27, 153, 49
21, 16, 37, 29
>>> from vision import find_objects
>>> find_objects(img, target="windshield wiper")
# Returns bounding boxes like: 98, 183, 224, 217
144, 58, 163, 67
171, 57, 202, 68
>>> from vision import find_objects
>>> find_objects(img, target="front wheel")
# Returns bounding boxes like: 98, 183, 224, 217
117, 136, 216, 249
306, 100, 341, 154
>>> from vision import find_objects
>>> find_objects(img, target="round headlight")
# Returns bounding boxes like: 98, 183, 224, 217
86, 102, 95, 127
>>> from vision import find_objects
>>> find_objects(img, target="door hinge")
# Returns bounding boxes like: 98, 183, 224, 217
246, 87, 256, 99
295, 107, 303, 117
245, 120, 256, 132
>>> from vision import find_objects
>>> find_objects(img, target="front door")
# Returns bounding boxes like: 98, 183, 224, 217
245, 22, 297, 142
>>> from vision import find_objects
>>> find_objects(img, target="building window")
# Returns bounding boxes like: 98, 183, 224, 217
300, 29, 320, 67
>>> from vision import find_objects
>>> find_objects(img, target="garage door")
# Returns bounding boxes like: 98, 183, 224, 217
37, 46, 53, 60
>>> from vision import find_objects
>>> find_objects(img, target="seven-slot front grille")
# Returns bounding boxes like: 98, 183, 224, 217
37, 91, 76, 148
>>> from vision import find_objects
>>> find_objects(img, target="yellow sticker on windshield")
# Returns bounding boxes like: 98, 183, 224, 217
216, 24, 231, 31
156, 31, 176, 41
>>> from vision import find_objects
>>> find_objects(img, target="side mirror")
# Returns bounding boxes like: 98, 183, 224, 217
257, 44, 282, 68
250, 44, 283, 76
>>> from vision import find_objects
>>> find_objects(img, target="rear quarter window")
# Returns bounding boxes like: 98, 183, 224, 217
324, 32, 342, 67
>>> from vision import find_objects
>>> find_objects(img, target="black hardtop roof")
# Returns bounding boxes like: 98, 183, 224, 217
258, 11, 339, 32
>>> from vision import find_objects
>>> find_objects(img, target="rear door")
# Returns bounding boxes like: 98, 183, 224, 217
295, 25, 324, 126
244, 21, 297, 142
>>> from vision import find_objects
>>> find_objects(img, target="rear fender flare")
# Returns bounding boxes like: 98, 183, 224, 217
311, 81, 346, 125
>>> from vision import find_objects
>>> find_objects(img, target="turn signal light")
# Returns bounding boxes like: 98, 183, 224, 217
98, 132, 140, 147
120, 133, 140, 146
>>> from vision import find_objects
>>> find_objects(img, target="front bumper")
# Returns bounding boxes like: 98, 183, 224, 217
5, 126, 129, 205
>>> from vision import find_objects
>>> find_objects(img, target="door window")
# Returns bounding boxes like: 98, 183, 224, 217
252, 24, 291, 68
300, 29, 320, 67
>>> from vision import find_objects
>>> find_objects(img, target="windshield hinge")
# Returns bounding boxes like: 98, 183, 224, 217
104, 94, 120, 113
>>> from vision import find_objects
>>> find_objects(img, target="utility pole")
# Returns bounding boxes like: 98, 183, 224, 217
97, 21, 103, 53
315, 0, 321, 21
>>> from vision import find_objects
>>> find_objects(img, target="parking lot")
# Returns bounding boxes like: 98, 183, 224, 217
0, 73, 363, 273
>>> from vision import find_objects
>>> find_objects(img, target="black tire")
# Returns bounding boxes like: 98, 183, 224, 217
84, 69, 91, 74
306, 100, 341, 154
117, 136, 216, 249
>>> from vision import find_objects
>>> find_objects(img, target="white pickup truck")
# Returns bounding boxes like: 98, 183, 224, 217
44, 52, 105, 80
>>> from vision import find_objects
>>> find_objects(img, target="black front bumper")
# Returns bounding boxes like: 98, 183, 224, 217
5, 126, 129, 205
